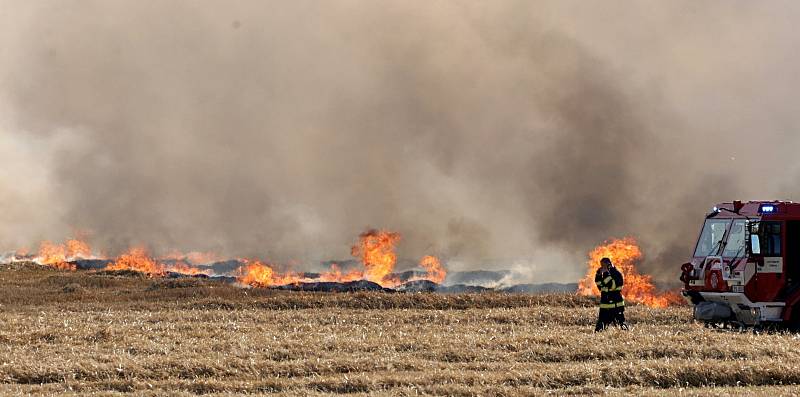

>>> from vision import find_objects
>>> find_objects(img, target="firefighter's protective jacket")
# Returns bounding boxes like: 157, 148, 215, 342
595, 266, 625, 309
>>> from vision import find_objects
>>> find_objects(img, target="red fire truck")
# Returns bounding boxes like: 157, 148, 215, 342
681, 200, 800, 329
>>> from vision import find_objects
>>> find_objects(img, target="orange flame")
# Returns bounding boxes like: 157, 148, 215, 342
236, 260, 303, 287
105, 247, 165, 275
165, 261, 211, 276
417, 255, 446, 284
235, 230, 447, 288
577, 237, 683, 308
36, 238, 94, 270
160, 250, 217, 275
28, 228, 448, 287
318, 263, 364, 283
350, 229, 401, 284
66, 239, 91, 258
236, 260, 275, 286
100, 248, 213, 276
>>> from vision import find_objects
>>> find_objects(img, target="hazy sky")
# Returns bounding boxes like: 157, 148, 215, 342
1, 1, 799, 283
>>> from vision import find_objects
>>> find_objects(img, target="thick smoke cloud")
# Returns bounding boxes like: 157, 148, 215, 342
1, 1, 799, 283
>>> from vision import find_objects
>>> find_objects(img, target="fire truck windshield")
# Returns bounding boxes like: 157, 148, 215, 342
694, 219, 731, 257
722, 219, 747, 257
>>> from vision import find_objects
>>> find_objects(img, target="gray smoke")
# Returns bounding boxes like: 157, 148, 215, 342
1, 1, 799, 283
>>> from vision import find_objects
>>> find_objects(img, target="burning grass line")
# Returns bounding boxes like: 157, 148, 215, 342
4, 266, 800, 395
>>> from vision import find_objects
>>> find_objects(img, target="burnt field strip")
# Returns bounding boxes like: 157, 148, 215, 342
2, 266, 800, 396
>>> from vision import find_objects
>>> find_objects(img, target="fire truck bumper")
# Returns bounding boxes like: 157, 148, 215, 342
691, 291, 785, 326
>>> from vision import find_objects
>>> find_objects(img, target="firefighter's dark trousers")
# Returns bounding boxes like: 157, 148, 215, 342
595, 308, 613, 332
612, 307, 626, 327
595, 307, 627, 331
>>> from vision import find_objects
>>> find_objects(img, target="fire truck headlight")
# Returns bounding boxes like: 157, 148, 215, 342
750, 307, 761, 319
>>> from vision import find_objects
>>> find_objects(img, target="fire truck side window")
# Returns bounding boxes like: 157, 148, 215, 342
761, 221, 782, 256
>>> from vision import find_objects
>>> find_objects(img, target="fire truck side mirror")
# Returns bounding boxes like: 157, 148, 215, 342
750, 235, 761, 255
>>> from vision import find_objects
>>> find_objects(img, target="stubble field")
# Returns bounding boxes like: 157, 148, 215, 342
1, 262, 800, 396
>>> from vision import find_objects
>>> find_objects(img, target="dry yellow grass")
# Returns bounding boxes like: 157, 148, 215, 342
1, 262, 800, 396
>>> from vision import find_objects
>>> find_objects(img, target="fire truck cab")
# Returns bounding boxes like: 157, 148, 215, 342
681, 200, 800, 329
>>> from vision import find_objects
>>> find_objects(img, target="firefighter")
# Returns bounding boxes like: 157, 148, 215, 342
594, 259, 613, 332
594, 257, 629, 331
604, 258, 628, 329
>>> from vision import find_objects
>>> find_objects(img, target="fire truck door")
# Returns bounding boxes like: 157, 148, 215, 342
786, 221, 800, 287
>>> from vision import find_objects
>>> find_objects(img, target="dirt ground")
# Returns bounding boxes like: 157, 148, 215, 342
1, 262, 800, 396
